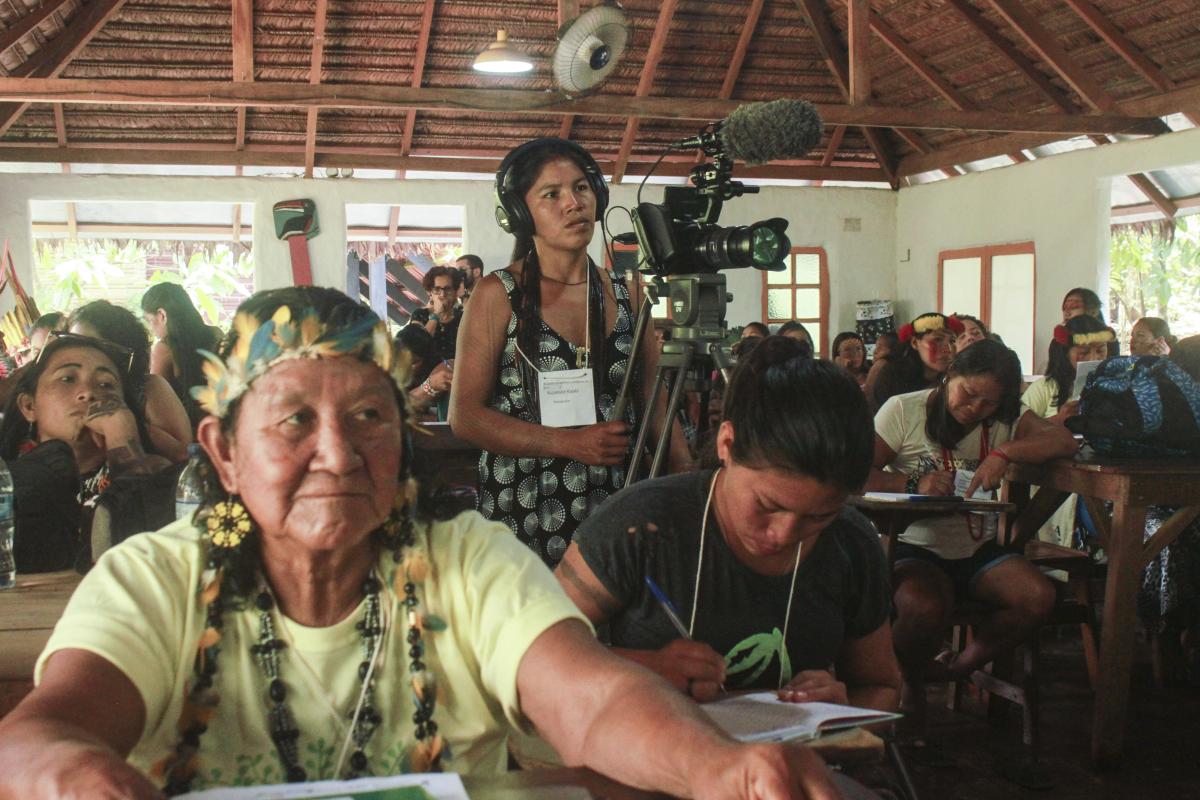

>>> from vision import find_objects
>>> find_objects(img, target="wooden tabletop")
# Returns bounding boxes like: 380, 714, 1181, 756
0, 570, 80, 681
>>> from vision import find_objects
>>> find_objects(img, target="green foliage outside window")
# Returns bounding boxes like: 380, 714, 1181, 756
1109, 216, 1200, 343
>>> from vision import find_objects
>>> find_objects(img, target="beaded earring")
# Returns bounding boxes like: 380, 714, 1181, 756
206, 497, 254, 550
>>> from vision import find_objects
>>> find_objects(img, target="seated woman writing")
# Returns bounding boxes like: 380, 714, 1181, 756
556, 337, 902, 710
0, 287, 841, 800
0, 333, 171, 573
866, 340, 1077, 702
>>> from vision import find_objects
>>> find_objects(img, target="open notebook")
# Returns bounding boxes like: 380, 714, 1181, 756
700, 693, 901, 743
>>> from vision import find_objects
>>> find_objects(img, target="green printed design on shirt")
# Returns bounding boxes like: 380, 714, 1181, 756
303, 737, 337, 779
725, 628, 793, 687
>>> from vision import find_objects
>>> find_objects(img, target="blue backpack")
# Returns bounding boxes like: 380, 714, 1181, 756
1066, 356, 1200, 458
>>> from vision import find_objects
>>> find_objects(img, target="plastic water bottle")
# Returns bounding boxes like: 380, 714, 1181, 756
176, 444, 205, 524
0, 456, 15, 590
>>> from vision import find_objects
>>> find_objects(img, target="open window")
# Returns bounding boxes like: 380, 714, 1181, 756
938, 242, 1036, 372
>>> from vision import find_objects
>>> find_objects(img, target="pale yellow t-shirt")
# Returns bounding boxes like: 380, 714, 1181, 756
36, 512, 587, 790
875, 389, 1014, 559
1020, 376, 1060, 419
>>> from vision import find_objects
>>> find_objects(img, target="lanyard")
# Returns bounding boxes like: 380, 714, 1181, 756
940, 422, 990, 471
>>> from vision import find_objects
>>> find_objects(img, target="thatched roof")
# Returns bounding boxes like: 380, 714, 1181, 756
0, 0, 1197, 195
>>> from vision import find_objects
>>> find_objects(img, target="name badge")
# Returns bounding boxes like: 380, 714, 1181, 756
538, 368, 597, 428
953, 468, 995, 500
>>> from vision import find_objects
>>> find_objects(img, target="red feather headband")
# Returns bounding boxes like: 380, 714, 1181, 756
1054, 325, 1115, 347
899, 314, 964, 343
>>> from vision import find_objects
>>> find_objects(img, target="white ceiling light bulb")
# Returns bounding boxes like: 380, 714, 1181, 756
473, 29, 534, 74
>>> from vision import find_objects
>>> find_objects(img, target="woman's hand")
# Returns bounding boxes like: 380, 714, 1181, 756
916, 470, 955, 496
563, 420, 629, 466
82, 397, 140, 451
778, 670, 848, 706
634, 639, 727, 702
966, 452, 1008, 498
425, 362, 453, 394
20, 742, 163, 800
1050, 400, 1080, 426
692, 742, 842, 800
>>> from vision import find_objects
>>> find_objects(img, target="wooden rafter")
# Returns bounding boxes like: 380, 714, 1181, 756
868, 10, 971, 110
719, 0, 765, 100
946, 0, 1077, 114
1062, 0, 1171, 93
0, 79, 1170, 136
0, 0, 129, 137
400, 0, 437, 159
303, 0, 330, 178
51, 102, 76, 237
232, 0, 254, 151
1126, 173, 1177, 220
847, 0, 870, 105
986, 0, 1115, 112
613, 0, 680, 182
557, 0, 580, 139
812, 123, 846, 187
0, 143, 887, 182
0, 0, 73, 55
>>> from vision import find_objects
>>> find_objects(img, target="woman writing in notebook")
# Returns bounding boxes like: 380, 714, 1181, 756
557, 337, 901, 711
866, 340, 1077, 707
450, 138, 687, 568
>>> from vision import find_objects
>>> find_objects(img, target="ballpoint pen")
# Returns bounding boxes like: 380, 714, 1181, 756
644, 575, 726, 693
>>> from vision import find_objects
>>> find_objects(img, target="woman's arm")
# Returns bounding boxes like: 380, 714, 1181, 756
554, 543, 727, 700
966, 410, 1079, 496
142, 375, 192, 462
148, 339, 175, 381
777, 622, 901, 712
448, 274, 628, 466
83, 398, 172, 476
0, 649, 159, 800
518, 619, 841, 800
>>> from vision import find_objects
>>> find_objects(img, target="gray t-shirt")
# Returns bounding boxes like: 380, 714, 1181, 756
575, 470, 891, 690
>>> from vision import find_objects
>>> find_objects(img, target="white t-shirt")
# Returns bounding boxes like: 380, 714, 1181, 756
875, 389, 1014, 559
37, 512, 587, 790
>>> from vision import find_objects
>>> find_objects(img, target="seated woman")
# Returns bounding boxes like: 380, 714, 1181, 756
952, 314, 989, 352
739, 321, 769, 340
69, 300, 192, 463
777, 320, 813, 354
394, 323, 453, 420
865, 312, 961, 412
866, 340, 1077, 700
1019, 317, 1114, 547
1130, 316, 1176, 357
0, 333, 171, 573
0, 287, 841, 799
409, 265, 463, 362
557, 337, 901, 710
831, 331, 870, 387
141, 282, 223, 429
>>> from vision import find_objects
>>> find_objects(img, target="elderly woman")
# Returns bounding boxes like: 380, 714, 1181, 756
0, 332, 170, 573
0, 287, 840, 800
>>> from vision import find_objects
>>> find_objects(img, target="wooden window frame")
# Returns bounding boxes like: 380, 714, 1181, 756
761, 247, 830, 357
937, 242, 1037, 348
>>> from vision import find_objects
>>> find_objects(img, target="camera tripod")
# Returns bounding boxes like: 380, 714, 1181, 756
611, 273, 734, 485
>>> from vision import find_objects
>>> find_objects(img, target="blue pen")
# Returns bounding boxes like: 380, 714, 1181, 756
644, 575, 691, 640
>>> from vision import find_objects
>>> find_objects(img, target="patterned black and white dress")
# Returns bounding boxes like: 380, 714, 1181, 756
476, 267, 637, 567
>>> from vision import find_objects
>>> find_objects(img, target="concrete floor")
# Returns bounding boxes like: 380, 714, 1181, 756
896, 631, 1200, 800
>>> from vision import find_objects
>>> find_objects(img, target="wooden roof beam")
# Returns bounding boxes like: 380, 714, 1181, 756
848, 0, 871, 105
0, 0, 129, 137
1061, 0, 1172, 93
985, 0, 1115, 112
0, 0, 73, 56
1126, 173, 1178, 220
613, 0, 680, 182
812, 124, 847, 187
557, 0, 580, 139
303, 0, 329, 178
946, 0, 1077, 113
0, 78, 1172, 136
0, 143, 888, 182
400, 0, 437, 159
232, 0, 254, 152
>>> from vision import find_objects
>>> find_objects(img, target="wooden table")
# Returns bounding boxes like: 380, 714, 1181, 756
0, 569, 81, 716
1004, 456, 1200, 768
849, 494, 1016, 565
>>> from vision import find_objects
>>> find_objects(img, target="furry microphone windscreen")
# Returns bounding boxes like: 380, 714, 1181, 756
720, 99, 824, 166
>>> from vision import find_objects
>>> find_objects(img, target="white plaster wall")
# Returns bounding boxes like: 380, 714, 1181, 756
895, 126, 1200, 372
0, 173, 896, 350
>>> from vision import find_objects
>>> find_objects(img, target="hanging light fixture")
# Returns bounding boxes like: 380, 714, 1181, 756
473, 29, 534, 74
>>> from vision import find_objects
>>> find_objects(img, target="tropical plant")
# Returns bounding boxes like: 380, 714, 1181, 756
1109, 216, 1200, 342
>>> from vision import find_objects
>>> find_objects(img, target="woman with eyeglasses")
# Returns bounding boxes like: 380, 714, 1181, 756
68, 301, 193, 463
0, 334, 170, 574
410, 265, 463, 362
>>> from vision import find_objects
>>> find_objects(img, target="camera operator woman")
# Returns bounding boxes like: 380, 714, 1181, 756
450, 137, 688, 567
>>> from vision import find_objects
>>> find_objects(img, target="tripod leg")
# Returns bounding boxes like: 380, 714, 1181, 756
611, 283, 656, 424
649, 343, 693, 480
627, 366, 667, 486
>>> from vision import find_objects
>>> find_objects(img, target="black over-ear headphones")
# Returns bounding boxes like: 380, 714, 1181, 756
494, 137, 609, 238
